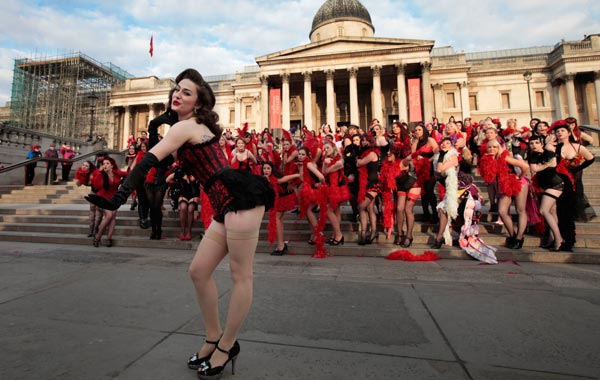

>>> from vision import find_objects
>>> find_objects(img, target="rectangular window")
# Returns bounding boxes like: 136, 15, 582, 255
446, 92, 456, 108
245, 105, 252, 120
469, 95, 478, 111
535, 91, 545, 107
229, 109, 235, 124
501, 93, 511, 109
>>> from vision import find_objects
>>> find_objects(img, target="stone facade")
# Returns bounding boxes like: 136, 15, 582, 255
107, 0, 600, 149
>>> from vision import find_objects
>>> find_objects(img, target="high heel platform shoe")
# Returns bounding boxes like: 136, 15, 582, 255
401, 236, 413, 248
394, 233, 404, 246
357, 232, 366, 245
540, 240, 555, 249
271, 243, 288, 256
93, 238, 100, 247
328, 236, 344, 245
188, 338, 220, 370
197, 341, 240, 380
365, 232, 378, 245
431, 237, 443, 249
512, 237, 524, 249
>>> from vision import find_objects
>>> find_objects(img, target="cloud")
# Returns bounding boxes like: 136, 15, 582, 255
0, 0, 598, 107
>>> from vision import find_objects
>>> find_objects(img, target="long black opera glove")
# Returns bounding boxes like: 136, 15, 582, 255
148, 110, 177, 149
570, 156, 595, 173
85, 153, 160, 210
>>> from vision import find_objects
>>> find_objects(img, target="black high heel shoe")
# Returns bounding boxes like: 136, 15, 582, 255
197, 341, 240, 380
364, 232, 378, 245
329, 236, 344, 245
394, 233, 404, 246
271, 243, 288, 256
401, 236, 413, 248
549, 241, 566, 252
512, 237, 524, 249
93, 238, 100, 247
431, 237, 443, 249
357, 232, 366, 245
540, 240, 555, 249
188, 338, 220, 370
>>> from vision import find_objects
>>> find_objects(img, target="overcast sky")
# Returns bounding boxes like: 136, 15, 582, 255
1, 0, 599, 106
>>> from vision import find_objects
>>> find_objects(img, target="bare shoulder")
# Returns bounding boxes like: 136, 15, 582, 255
174, 121, 215, 145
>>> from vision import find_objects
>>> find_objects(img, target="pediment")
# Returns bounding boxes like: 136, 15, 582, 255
256, 36, 434, 65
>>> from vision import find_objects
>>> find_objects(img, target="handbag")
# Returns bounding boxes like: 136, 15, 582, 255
395, 171, 417, 192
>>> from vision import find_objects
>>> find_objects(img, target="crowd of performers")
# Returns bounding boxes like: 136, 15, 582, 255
80, 115, 596, 258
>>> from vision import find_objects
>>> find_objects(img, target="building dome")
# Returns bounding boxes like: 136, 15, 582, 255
310, 0, 374, 41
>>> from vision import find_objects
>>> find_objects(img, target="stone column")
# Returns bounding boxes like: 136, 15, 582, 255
552, 80, 563, 120
395, 63, 408, 122
234, 96, 241, 129
432, 83, 443, 120
121, 106, 131, 149
282, 72, 290, 130
148, 103, 155, 123
260, 75, 269, 130
594, 71, 600, 127
459, 81, 470, 119
326, 69, 336, 129
303, 71, 313, 129
348, 67, 359, 126
421, 62, 433, 122
371, 65, 383, 123
564, 73, 577, 118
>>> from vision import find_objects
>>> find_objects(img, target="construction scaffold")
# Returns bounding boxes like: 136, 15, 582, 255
9, 51, 133, 142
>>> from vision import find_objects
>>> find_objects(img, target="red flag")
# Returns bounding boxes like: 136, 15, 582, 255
149, 35, 154, 57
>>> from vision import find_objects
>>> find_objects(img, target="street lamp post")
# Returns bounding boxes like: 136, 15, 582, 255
88, 92, 98, 142
523, 70, 533, 120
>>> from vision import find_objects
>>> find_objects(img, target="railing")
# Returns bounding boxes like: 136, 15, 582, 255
580, 125, 600, 147
0, 148, 126, 185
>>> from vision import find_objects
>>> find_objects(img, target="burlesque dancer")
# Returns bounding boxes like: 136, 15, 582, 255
86, 69, 274, 379
167, 167, 201, 241
132, 141, 151, 229
431, 138, 460, 248
379, 143, 403, 243
344, 134, 361, 220
297, 146, 326, 244
562, 118, 596, 222
356, 134, 380, 245
230, 137, 257, 171
400, 124, 438, 248
91, 156, 128, 247
321, 140, 350, 246
74, 160, 101, 237
125, 145, 139, 210
554, 123, 595, 250
478, 140, 529, 249
145, 111, 177, 240
477, 125, 505, 213
262, 162, 300, 255
527, 135, 564, 251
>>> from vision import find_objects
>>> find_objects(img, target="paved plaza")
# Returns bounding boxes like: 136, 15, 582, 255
1, 241, 599, 380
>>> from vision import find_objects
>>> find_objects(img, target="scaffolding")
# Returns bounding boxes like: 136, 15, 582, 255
9, 51, 133, 141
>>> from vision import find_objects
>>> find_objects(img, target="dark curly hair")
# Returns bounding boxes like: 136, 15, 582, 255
167, 68, 222, 138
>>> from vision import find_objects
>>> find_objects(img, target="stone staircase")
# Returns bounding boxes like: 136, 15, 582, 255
1, 166, 600, 264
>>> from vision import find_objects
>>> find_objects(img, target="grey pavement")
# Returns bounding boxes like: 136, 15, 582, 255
0, 241, 599, 380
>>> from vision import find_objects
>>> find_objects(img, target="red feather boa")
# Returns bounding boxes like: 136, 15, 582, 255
556, 159, 576, 191
497, 150, 522, 197
379, 160, 401, 230
325, 156, 350, 208
386, 250, 440, 261
478, 153, 497, 184
413, 156, 431, 188
357, 148, 377, 203
311, 185, 330, 258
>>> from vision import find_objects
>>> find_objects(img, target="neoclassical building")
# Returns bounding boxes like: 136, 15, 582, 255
108, 0, 600, 149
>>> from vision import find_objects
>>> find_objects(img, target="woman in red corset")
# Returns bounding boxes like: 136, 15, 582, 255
230, 137, 257, 171
321, 140, 350, 245
399, 123, 438, 248
479, 139, 530, 249
297, 146, 326, 244
91, 156, 128, 247
85, 69, 274, 379
262, 161, 299, 255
